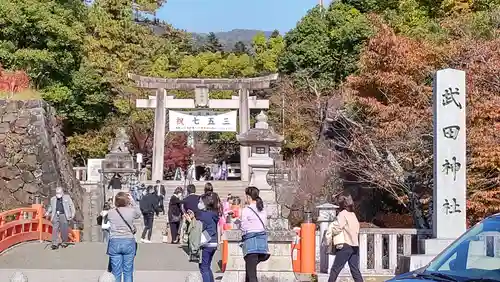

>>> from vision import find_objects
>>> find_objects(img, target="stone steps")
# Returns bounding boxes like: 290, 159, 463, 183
147, 180, 248, 200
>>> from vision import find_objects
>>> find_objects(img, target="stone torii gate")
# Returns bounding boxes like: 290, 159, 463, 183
128, 73, 279, 182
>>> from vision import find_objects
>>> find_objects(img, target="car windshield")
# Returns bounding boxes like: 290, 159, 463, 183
426, 214, 500, 281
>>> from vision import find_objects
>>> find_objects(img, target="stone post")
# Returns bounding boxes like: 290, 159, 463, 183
152, 88, 166, 181
9, 272, 28, 282
98, 272, 116, 282
316, 203, 338, 273
239, 88, 250, 182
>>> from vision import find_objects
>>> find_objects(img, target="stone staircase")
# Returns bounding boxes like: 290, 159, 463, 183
160, 180, 248, 200
135, 180, 248, 243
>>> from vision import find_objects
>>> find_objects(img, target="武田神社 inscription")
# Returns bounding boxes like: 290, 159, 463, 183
433, 69, 467, 239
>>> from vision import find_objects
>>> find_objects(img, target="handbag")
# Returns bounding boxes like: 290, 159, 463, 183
200, 230, 211, 246
326, 217, 346, 254
116, 208, 138, 251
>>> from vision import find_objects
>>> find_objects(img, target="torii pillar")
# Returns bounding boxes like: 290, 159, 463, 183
128, 73, 278, 182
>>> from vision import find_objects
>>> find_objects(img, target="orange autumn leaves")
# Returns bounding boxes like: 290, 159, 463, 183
342, 21, 500, 224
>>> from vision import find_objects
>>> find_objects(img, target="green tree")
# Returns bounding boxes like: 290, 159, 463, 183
204, 32, 224, 53
233, 41, 248, 55
270, 29, 281, 38
0, 0, 86, 88
252, 32, 285, 74
279, 4, 373, 86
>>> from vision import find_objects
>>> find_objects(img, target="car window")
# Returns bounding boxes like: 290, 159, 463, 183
427, 215, 500, 280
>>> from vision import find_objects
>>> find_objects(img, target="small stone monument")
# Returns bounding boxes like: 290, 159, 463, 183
185, 272, 202, 282
402, 68, 468, 272
97, 272, 116, 282
97, 127, 136, 241
9, 272, 28, 282
102, 127, 134, 171
316, 203, 338, 273
221, 111, 296, 281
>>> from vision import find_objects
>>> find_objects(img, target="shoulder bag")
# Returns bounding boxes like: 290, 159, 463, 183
116, 208, 138, 251
247, 207, 271, 262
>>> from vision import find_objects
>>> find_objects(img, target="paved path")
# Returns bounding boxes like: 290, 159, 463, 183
0, 242, 223, 281
0, 269, 212, 282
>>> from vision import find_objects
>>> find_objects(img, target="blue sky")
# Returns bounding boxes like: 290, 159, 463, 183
156, 0, 333, 34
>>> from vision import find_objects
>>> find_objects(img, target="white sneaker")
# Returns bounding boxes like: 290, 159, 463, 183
140, 238, 151, 243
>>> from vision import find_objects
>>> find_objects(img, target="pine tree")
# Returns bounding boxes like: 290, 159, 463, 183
204, 32, 224, 52
271, 29, 280, 38
232, 41, 247, 55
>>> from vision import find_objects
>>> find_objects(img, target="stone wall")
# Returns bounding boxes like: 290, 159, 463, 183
0, 100, 84, 223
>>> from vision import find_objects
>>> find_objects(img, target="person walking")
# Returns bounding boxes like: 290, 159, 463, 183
106, 192, 141, 282
197, 192, 220, 282
240, 186, 270, 282
155, 180, 166, 215
99, 202, 111, 244
140, 187, 160, 243
107, 173, 123, 199
326, 195, 363, 282
45, 187, 76, 250
129, 173, 140, 202
182, 184, 200, 218
221, 161, 228, 181
168, 187, 183, 244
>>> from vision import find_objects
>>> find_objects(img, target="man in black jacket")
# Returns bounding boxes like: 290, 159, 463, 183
182, 184, 200, 219
140, 187, 159, 243
155, 180, 166, 215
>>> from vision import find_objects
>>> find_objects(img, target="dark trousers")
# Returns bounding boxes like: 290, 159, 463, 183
141, 213, 154, 240
169, 221, 180, 242
159, 195, 165, 214
199, 247, 217, 282
328, 245, 363, 282
244, 253, 268, 282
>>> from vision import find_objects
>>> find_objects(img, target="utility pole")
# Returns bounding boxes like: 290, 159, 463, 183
319, 0, 324, 7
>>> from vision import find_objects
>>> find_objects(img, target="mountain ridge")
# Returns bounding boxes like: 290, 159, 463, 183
191, 29, 274, 51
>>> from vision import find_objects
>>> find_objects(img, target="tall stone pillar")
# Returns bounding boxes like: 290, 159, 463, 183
239, 88, 250, 182
152, 88, 166, 181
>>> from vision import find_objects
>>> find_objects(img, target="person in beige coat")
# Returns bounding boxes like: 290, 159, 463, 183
326, 195, 363, 282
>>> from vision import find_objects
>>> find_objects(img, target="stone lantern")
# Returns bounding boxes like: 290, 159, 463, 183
221, 111, 297, 281
236, 111, 283, 206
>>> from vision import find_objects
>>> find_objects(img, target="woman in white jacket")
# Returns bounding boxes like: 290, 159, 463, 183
325, 195, 363, 282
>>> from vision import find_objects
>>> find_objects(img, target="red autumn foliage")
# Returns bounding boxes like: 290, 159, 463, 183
0, 64, 30, 93
128, 125, 153, 165
128, 126, 194, 172
164, 133, 194, 171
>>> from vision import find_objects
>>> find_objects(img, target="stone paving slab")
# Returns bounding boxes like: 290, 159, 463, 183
0, 269, 223, 282
0, 242, 200, 271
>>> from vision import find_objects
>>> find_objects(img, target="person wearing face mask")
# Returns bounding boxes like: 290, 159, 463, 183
168, 187, 184, 244
45, 187, 76, 250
